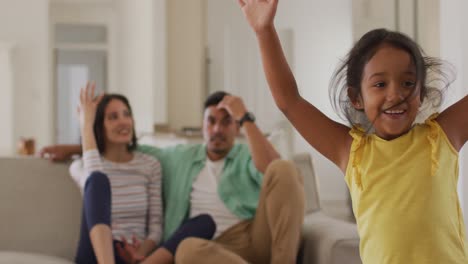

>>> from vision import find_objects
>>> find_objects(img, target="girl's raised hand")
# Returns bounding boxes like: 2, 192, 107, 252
77, 81, 104, 130
237, 0, 278, 34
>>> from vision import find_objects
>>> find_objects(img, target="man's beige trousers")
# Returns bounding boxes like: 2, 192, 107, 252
175, 160, 305, 264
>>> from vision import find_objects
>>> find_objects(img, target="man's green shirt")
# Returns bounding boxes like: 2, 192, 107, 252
137, 143, 263, 241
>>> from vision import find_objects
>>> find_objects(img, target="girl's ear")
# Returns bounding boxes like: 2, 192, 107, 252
347, 87, 364, 110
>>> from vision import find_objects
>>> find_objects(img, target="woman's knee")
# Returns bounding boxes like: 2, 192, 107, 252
84, 171, 110, 191
192, 214, 216, 238
82, 171, 112, 226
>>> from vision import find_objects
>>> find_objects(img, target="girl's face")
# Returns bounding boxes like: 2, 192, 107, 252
103, 99, 134, 147
355, 45, 421, 140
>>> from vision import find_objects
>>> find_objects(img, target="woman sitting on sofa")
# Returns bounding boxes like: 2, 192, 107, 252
70, 82, 216, 264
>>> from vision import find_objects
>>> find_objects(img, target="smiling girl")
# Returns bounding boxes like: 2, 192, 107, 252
238, 0, 468, 263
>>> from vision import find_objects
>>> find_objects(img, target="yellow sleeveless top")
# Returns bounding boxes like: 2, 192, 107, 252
346, 114, 468, 264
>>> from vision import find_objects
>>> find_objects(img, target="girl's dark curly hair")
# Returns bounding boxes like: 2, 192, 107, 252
329, 28, 454, 131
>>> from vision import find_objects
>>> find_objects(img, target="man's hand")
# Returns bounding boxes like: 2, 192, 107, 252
38, 145, 80, 162
217, 95, 248, 122
116, 235, 146, 264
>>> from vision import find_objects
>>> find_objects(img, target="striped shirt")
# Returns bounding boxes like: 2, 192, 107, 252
69, 149, 162, 244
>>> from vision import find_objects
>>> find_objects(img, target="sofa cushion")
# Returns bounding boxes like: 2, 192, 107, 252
0, 157, 82, 261
292, 153, 321, 213
331, 239, 361, 264
301, 211, 361, 264
0, 251, 74, 264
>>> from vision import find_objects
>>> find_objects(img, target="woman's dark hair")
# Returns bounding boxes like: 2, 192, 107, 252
204, 91, 230, 109
94, 94, 137, 154
329, 28, 454, 130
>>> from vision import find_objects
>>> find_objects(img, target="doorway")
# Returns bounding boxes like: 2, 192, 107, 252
54, 24, 108, 144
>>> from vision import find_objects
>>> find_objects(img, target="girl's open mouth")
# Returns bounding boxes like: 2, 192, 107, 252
383, 109, 406, 115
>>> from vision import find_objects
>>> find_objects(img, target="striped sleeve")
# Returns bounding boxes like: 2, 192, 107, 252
67, 149, 104, 189
69, 158, 86, 189
83, 149, 104, 176
68, 149, 104, 189
146, 157, 163, 243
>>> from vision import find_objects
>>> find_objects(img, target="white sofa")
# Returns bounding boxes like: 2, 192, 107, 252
0, 157, 80, 263
292, 153, 361, 264
0, 154, 361, 264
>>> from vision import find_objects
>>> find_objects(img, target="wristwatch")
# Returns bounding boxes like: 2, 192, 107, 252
238, 112, 256, 127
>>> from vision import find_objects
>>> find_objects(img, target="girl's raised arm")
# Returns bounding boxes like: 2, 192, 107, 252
437, 94, 468, 151
238, 0, 352, 171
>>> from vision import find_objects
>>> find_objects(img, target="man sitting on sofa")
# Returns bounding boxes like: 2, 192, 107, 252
41, 91, 305, 264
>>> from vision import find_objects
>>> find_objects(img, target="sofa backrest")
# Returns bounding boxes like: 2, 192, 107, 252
0, 157, 81, 261
0, 154, 321, 260
292, 153, 321, 213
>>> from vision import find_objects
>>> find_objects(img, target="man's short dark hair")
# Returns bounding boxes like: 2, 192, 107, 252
204, 91, 230, 110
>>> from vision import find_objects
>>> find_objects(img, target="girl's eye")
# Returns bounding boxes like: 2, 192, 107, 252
403, 81, 416, 88
374, 82, 385, 88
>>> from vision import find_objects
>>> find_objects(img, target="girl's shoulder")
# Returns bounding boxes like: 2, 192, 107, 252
416, 112, 447, 139
424, 113, 459, 154
349, 125, 365, 137
128, 152, 162, 179
69, 158, 83, 174
348, 125, 367, 147
133, 151, 161, 167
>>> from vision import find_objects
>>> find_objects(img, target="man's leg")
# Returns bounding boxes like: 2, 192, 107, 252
202, 159, 304, 263
175, 219, 253, 264
175, 238, 248, 264
145, 214, 216, 264
175, 159, 304, 264
248, 159, 305, 264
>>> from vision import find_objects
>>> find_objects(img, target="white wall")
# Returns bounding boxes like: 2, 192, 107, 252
352, 0, 397, 40
153, 1, 168, 127
206, 0, 285, 135
417, 0, 440, 57
115, 0, 167, 133
440, 0, 468, 237
50, 3, 116, 92
275, 1, 353, 202
204, 0, 353, 202
352, 0, 440, 57
462, 0, 468, 235
51, 0, 168, 136
167, 0, 206, 131
0, 42, 15, 155
0, 0, 52, 149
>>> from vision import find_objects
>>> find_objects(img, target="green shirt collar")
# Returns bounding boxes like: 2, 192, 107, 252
193, 144, 241, 163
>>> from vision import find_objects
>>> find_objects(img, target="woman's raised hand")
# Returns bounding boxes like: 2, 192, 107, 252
237, 0, 278, 34
77, 81, 104, 130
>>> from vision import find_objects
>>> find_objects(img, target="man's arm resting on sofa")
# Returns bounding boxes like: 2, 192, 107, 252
39, 144, 82, 162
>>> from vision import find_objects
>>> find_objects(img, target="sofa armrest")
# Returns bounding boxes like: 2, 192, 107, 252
300, 211, 361, 264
